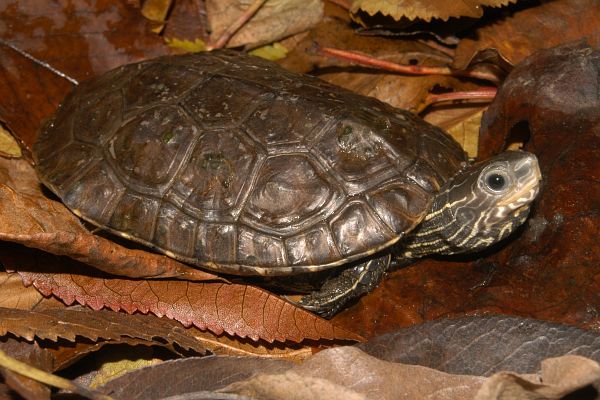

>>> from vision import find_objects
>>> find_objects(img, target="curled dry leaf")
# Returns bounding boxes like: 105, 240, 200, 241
453, 0, 600, 70
18, 268, 363, 344
350, 0, 515, 22
207, 0, 323, 49
0, 157, 219, 282
475, 356, 600, 400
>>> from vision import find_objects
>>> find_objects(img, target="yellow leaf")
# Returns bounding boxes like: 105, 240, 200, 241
249, 42, 288, 60
0, 125, 22, 157
164, 38, 207, 53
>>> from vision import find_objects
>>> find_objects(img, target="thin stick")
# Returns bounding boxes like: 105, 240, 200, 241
424, 87, 497, 107
319, 47, 501, 84
0, 349, 114, 400
209, 0, 267, 50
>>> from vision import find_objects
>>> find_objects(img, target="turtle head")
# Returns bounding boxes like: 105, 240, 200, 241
402, 151, 541, 258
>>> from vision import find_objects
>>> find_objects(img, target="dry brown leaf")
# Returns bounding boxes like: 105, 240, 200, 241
17, 268, 362, 344
207, 0, 323, 49
0, 307, 208, 354
0, 271, 45, 310
0, 157, 219, 282
424, 106, 485, 157
223, 346, 485, 399
453, 0, 600, 70
475, 356, 600, 399
350, 0, 515, 22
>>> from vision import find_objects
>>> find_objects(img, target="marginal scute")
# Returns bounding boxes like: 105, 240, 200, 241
107, 106, 197, 187
39, 143, 100, 192
286, 223, 340, 266
237, 226, 286, 267
109, 191, 161, 242
196, 223, 237, 264
243, 155, 334, 230
330, 201, 396, 257
154, 203, 197, 258
63, 161, 125, 225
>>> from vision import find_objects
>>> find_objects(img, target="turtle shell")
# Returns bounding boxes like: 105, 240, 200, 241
33, 50, 467, 276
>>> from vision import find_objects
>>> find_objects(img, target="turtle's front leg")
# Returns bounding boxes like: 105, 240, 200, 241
296, 254, 390, 318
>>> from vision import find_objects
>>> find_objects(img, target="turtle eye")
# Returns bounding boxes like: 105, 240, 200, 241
484, 170, 510, 193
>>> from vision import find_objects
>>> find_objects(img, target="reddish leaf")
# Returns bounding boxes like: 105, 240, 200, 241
0, 157, 220, 282
18, 268, 363, 344
0, 0, 170, 148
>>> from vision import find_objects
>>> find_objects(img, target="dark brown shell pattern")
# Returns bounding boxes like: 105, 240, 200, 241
33, 50, 467, 276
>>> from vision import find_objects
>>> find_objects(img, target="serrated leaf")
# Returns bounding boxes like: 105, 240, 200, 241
18, 269, 363, 344
350, 0, 516, 22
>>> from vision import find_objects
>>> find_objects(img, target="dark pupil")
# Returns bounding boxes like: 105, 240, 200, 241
487, 174, 506, 191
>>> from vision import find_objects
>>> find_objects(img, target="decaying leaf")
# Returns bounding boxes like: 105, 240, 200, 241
0, 271, 45, 310
453, 0, 600, 70
475, 356, 600, 400
424, 107, 484, 157
359, 316, 600, 375
224, 346, 483, 399
207, 0, 323, 49
17, 268, 362, 344
350, 0, 515, 23
0, 124, 22, 158
141, 0, 173, 33
0, 157, 219, 282
164, 38, 207, 53
97, 356, 293, 399
0, 1, 171, 149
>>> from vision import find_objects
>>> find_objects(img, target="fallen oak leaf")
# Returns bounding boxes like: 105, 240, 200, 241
18, 269, 363, 344
0, 157, 221, 282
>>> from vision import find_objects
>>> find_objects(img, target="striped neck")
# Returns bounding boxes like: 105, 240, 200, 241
397, 151, 540, 260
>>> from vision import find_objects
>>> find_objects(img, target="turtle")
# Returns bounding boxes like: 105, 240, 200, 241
32, 50, 542, 317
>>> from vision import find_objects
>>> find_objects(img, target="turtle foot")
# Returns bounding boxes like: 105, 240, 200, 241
295, 254, 390, 318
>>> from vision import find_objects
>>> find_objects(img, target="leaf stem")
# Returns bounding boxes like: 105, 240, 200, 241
209, 0, 268, 50
318, 46, 501, 84
0, 349, 114, 400
424, 87, 498, 107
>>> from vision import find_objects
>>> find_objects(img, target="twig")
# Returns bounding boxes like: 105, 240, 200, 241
0, 38, 78, 85
424, 87, 497, 108
318, 46, 501, 84
208, 0, 267, 50
0, 349, 114, 400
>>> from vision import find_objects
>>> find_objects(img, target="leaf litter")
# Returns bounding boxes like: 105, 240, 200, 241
1, 0, 600, 397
